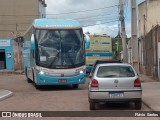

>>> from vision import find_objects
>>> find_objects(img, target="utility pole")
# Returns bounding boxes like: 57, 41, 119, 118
131, 0, 139, 73
119, 0, 128, 63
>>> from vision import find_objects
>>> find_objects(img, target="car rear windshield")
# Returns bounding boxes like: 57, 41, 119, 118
92, 60, 122, 73
97, 65, 135, 78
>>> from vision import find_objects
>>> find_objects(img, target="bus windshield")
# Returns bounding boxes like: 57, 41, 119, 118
35, 29, 85, 68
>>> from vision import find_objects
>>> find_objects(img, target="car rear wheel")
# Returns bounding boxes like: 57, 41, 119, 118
89, 102, 95, 110
72, 84, 79, 89
135, 100, 142, 110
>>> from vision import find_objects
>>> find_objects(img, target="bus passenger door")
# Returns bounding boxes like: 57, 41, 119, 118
30, 34, 36, 81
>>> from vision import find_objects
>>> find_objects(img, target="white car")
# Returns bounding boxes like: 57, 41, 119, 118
88, 63, 142, 110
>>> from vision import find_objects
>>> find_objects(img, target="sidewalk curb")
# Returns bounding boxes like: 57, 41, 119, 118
0, 71, 24, 75
142, 100, 160, 116
0, 90, 13, 101
142, 100, 153, 110
142, 99, 159, 113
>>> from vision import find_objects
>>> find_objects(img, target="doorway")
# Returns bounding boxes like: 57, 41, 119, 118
0, 49, 6, 69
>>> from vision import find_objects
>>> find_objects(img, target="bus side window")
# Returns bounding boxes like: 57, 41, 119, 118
31, 50, 35, 58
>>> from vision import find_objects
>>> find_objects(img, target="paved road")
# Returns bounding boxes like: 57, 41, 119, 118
0, 74, 159, 120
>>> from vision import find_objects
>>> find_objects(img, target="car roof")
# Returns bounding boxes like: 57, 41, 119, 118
94, 59, 122, 65
97, 63, 133, 67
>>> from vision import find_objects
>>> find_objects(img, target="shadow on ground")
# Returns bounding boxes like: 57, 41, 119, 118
95, 102, 136, 110
30, 83, 87, 91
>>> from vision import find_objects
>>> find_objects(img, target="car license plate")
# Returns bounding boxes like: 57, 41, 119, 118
109, 92, 124, 98
58, 79, 67, 83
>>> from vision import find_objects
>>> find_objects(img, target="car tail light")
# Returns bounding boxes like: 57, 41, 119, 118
134, 78, 141, 87
91, 79, 99, 88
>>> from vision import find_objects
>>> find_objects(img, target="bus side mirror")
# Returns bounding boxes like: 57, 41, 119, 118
31, 34, 35, 49
84, 34, 90, 49
31, 34, 35, 58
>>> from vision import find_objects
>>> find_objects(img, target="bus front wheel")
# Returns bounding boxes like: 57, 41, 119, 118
27, 78, 33, 83
72, 84, 79, 89
34, 84, 42, 89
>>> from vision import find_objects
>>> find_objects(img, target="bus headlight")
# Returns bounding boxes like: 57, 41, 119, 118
80, 70, 84, 74
79, 69, 86, 74
40, 71, 44, 75
36, 66, 45, 75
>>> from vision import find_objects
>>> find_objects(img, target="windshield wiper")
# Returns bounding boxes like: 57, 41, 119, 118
66, 52, 75, 67
47, 51, 60, 67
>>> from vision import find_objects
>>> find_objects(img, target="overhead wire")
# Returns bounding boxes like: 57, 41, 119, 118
82, 20, 119, 27
2, 12, 117, 21
79, 18, 119, 24
47, 4, 120, 15
0, 5, 120, 17
0, 3, 120, 36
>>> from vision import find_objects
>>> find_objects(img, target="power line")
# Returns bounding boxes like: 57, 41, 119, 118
0, 14, 45, 17
82, 20, 119, 27
0, 12, 118, 21
0, 13, 119, 24
0, 30, 26, 32
0, 4, 120, 18
0, 18, 120, 25
0, 19, 119, 28
47, 5, 120, 15
0, 23, 31, 25
0, 5, 119, 17
0, 19, 119, 27
79, 17, 119, 23
71, 12, 118, 20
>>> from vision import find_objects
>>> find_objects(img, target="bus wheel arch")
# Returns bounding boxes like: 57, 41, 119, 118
25, 67, 32, 83
32, 68, 35, 82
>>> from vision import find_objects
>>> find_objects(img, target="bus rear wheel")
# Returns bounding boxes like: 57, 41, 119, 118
72, 84, 79, 89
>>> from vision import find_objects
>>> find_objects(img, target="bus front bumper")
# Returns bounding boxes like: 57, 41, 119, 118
35, 73, 86, 85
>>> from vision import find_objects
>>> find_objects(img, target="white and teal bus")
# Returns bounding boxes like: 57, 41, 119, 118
23, 19, 89, 89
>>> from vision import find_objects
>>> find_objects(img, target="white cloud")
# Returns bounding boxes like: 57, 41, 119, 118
45, 0, 131, 37
83, 22, 119, 37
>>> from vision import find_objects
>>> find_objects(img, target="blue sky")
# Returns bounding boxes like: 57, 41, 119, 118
45, 0, 145, 37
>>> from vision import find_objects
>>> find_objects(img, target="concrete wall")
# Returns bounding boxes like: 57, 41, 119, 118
138, 1, 147, 37
0, 0, 46, 70
138, 0, 160, 77
0, 0, 46, 38
138, 0, 160, 37
13, 40, 23, 70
